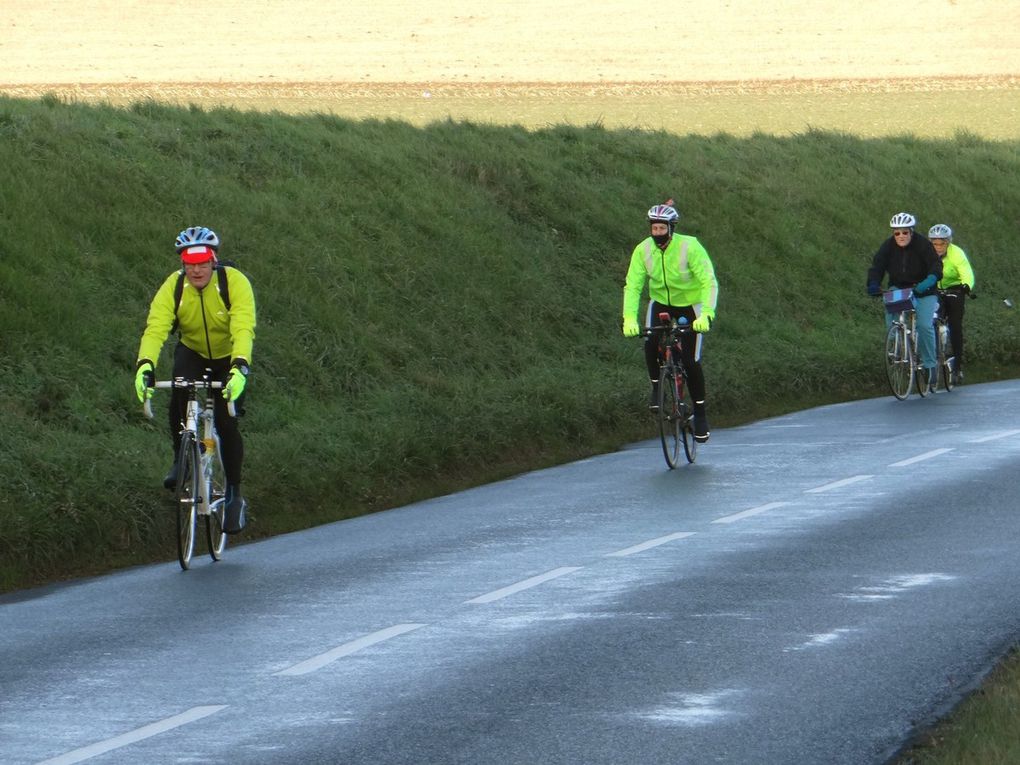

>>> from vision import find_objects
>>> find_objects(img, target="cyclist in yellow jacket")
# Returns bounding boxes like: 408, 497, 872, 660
135, 226, 256, 533
622, 201, 719, 442
929, 223, 975, 385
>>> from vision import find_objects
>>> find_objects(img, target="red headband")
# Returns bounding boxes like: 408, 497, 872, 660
180, 245, 217, 264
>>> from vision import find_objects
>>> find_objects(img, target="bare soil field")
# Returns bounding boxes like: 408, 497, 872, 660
3, 1, 1017, 85
1, 1, 1018, 134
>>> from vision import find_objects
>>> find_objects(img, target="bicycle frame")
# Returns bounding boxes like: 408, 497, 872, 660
145, 379, 230, 515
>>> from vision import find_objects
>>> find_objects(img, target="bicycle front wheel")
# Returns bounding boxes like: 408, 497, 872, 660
885, 322, 913, 400
657, 366, 682, 469
175, 433, 200, 570
204, 442, 227, 561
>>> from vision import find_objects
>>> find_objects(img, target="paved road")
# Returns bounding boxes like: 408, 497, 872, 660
4, 381, 1020, 764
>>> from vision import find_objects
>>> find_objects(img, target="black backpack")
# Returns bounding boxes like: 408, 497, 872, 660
170, 262, 235, 334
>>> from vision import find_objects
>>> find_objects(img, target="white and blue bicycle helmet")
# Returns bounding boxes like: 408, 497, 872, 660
927, 223, 953, 240
648, 201, 680, 234
174, 226, 220, 253
889, 212, 916, 229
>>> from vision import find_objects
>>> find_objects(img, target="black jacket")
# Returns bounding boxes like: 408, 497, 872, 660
867, 233, 942, 290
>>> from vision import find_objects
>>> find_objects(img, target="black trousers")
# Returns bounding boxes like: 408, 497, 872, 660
169, 343, 245, 485
643, 301, 707, 403
939, 288, 967, 369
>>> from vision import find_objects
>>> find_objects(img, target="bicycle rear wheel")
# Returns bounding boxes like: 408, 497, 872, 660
885, 322, 913, 400
938, 325, 955, 392
657, 366, 682, 469
175, 433, 200, 570
678, 372, 697, 464
204, 442, 227, 561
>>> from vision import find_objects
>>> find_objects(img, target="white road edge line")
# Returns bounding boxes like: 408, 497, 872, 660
889, 448, 954, 467
275, 623, 427, 677
34, 705, 228, 765
605, 532, 697, 557
465, 567, 582, 604
713, 501, 790, 524
804, 475, 874, 493
969, 429, 1020, 443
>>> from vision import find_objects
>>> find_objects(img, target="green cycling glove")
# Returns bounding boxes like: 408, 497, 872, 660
622, 316, 641, 338
134, 361, 154, 403
223, 366, 247, 401
692, 314, 712, 333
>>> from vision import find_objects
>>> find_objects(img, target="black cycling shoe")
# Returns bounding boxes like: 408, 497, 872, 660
223, 485, 248, 534
162, 463, 179, 490
648, 380, 660, 411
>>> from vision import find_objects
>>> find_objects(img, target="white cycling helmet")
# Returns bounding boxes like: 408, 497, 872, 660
648, 203, 679, 225
648, 201, 680, 237
175, 226, 220, 253
889, 212, 916, 229
927, 223, 953, 240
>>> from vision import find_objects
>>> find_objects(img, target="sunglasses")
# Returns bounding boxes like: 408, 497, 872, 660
892, 230, 912, 237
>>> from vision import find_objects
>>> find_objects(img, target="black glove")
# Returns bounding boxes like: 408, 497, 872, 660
867, 282, 881, 297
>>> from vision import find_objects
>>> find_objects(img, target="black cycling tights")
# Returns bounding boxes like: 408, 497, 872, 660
643, 302, 707, 403
168, 343, 245, 485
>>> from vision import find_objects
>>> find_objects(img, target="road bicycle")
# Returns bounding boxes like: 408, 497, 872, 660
882, 288, 932, 400
643, 312, 697, 468
144, 374, 235, 570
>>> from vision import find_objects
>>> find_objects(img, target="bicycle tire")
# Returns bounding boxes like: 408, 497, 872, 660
176, 433, 200, 570
885, 321, 913, 400
909, 318, 931, 398
204, 440, 227, 561
938, 324, 955, 393
674, 367, 697, 463
657, 365, 682, 469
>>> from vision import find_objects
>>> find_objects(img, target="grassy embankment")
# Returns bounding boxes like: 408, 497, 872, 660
1, 94, 1020, 598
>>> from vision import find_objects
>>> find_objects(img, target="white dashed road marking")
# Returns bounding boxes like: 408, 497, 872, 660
605, 532, 697, 557
804, 475, 874, 493
35, 705, 228, 765
969, 429, 1020, 443
465, 567, 582, 604
889, 448, 954, 467
275, 623, 427, 676
712, 502, 790, 524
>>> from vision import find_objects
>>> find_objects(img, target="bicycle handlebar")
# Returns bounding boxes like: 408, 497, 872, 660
143, 378, 236, 419
640, 322, 695, 339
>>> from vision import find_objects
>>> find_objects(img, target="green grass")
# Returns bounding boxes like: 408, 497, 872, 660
895, 647, 1020, 764
1, 91, 1019, 763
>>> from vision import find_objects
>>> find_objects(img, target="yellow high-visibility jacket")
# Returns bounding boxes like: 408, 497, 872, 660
137, 266, 256, 367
